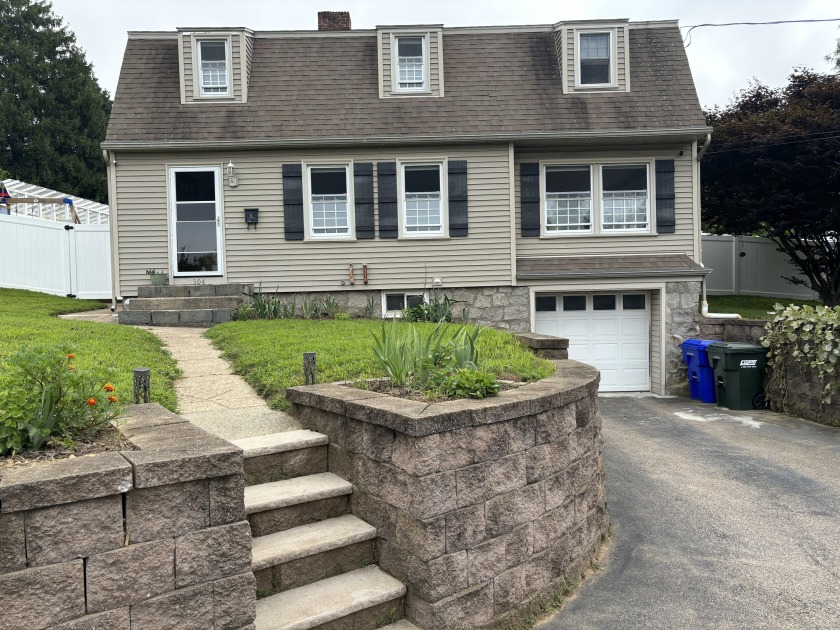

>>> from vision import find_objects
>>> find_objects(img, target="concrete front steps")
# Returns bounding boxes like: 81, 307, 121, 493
232, 431, 416, 630
118, 282, 252, 326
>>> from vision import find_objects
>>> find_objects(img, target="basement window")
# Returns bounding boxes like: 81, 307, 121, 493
382, 291, 427, 317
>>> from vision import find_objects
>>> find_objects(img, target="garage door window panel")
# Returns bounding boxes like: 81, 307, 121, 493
563, 295, 587, 311
593, 295, 616, 310
623, 294, 646, 310
536, 296, 557, 312
602, 165, 649, 231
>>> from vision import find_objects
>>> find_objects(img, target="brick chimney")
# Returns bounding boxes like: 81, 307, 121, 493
318, 11, 351, 31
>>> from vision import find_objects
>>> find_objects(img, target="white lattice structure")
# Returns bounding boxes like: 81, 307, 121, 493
1, 178, 109, 224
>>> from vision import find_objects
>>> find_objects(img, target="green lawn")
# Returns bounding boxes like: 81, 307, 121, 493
0, 289, 179, 411
206, 319, 555, 411
706, 295, 823, 320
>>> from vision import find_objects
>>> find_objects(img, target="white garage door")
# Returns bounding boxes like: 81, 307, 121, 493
534, 292, 650, 392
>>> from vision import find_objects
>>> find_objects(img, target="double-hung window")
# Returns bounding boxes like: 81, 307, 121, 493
198, 40, 229, 96
601, 165, 649, 231
578, 32, 611, 86
396, 36, 425, 91
309, 166, 351, 238
402, 164, 443, 236
545, 166, 592, 232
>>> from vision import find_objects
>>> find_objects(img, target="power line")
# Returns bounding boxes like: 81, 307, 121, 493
705, 132, 840, 155
682, 18, 840, 46
709, 128, 840, 149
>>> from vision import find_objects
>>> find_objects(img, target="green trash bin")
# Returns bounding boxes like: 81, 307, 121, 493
707, 342, 768, 410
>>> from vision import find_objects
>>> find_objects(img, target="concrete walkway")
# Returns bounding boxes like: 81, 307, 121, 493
142, 327, 300, 440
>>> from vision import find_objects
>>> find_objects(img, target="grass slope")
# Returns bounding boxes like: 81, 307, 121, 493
206, 319, 555, 410
0, 289, 179, 411
707, 295, 822, 320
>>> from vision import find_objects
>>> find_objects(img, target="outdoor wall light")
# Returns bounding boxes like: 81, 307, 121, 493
244, 208, 259, 229
226, 160, 238, 187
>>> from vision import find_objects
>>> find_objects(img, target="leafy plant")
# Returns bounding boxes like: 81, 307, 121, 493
449, 325, 483, 370
0, 346, 123, 455
762, 303, 840, 411
323, 295, 340, 319
301, 294, 323, 320
248, 284, 295, 320
402, 289, 462, 323
363, 297, 378, 319
369, 320, 449, 388
233, 302, 257, 321
335, 312, 351, 321
437, 369, 501, 399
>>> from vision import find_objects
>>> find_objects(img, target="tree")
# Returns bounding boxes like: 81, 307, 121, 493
701, 70, 840, 305
0, 0, 111, 202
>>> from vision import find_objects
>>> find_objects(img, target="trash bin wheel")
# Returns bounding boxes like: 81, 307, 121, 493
752, 392, 767, 410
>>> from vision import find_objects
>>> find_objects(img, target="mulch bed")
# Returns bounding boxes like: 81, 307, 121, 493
351, 378, 523, 403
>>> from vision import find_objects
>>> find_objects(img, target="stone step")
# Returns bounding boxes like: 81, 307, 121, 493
379, 621, 422, 630
138, 283, 253, 298
245, 473, 353, 537
232, 430, 329, 485
125, 296, 244, 311
118, 308, 232, 327
254, 566, 406, 630
252, 514, 376, 597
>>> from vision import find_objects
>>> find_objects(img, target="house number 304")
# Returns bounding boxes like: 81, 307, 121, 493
192, 279, 206, 285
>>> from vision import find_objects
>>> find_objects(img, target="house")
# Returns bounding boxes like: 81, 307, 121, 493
103, 11, 710, 394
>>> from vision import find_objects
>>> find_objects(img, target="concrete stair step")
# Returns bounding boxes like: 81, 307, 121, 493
254, 566, 406, 630
252, 515, 376, 596
245, 473, 353, 537
118, 308, 232, 327
233, 430, 330, 486
125, 296, 243, 311
379, 621, 422, 630
138, 283, 253, 298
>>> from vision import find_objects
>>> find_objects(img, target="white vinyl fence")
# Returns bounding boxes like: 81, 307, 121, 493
0, 214, 112, 300
702, 235, 819, 300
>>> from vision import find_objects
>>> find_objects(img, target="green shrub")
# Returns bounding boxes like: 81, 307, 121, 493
0, 346, 123, 455
402, 289, 464, 323
323, 295, 340, 319
362, 297, 378, 319
370, 320, 449, 387
437, 369, 501, 399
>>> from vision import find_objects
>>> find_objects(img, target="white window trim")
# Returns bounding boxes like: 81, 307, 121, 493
574, 29, 618, 90
542, 165, 594, 235
194, 36, 233, 99
302, 161, 356, 241
398, 159, 448, 239
539, 158, 655, 237
391, 33, 430, 94
381, 290, 429, 318
168, 165, 225, 278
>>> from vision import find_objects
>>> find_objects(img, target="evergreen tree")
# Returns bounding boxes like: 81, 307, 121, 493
0, 0, 111, 202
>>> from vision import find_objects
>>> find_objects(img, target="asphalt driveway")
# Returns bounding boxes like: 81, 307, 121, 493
541, 396, 840, 630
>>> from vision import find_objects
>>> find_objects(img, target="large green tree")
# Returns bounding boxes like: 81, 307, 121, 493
702, 70, 840, 305
0, 0, 111, 202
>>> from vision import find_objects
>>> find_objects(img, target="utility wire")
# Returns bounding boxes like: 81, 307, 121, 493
705, 132, 840, 155
708, 128, 840, 148
683, 18, 840, 46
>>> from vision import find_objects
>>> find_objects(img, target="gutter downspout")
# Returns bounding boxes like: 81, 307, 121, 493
696, 132, 741, 319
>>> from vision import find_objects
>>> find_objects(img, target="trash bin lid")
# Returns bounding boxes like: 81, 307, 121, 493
681, 339, 721, 350
709, 341, 765, 353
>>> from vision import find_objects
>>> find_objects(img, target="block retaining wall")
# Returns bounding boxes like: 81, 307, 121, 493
0, 405, 256, 630
287, 360, 608, 630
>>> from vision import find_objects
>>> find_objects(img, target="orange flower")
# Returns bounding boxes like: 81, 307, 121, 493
108, 395, 118, 403
66, 353, 75, 360
86, 397, 97, 406
68, 365, 76, 371
104, 383, 115, 392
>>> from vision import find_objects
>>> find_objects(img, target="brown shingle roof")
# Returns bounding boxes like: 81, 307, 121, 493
516, 254, 709, 280
106, 26, 706, 145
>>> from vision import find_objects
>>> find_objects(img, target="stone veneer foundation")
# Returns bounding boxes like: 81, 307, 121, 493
286, 359, 608, 629
0, 405, 256, 630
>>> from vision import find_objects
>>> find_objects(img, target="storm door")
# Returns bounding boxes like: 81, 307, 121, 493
169, 167, 223, 276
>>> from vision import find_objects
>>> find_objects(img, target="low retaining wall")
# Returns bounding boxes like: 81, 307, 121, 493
767, 360, 840, 427
287, 360, 608, 630
699, 318, 766, 345
0, 405, 256, 630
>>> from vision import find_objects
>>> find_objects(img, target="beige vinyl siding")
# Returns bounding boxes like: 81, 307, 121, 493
244, 33, 254, 83
650, 288, 662, 394
514, 145, 698, 260
113, 145, 512, 296
181, 35, 194, 102
380, 30, 443, 98
231, 36, 242, 101
615, 27, 627, 91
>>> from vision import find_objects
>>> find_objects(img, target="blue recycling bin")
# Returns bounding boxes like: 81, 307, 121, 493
680, 339, 721, 403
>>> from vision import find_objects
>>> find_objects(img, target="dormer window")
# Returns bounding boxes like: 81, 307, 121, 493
395, 36, 426, 91
578, 32, 612, 86
198, 40, 229, 96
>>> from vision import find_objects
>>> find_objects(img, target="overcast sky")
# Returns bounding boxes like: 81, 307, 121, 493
50, 0, 840, 109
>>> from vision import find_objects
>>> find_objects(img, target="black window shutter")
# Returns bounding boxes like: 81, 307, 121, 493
655, 160, 676, 234
448, 160, 468, 237
377, 162, 398, 239
282, 164, 304, 241
521, 163, 540, 237
354, 163, 374, 239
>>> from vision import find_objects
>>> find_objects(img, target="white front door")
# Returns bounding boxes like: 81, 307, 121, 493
169, 166, 224, 277
535, 292, 650, 392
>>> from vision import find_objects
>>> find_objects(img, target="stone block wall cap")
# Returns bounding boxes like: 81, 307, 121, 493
515, 332, 571, 349
120, 403, 189, 431
289, 360, 599, 437
0, 451, 133, 513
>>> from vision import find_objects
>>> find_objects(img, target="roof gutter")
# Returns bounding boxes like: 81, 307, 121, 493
696, 132, 712, 161
101, 127, 713, 152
